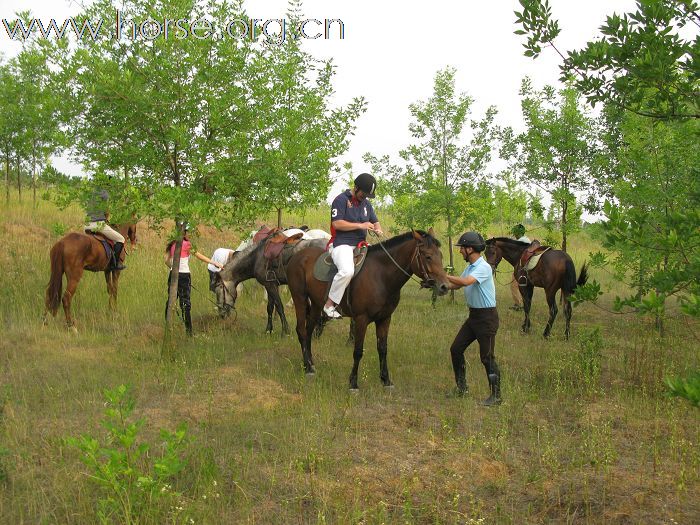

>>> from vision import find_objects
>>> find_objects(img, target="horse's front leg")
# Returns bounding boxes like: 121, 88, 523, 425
543, 289, 558, 338
293, 295, 315, 375
521, 284, 534, 334
375, 316, 393, 387
349, 315, 369, 390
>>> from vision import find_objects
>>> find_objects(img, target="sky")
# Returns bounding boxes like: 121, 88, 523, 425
0, 0, 638, 209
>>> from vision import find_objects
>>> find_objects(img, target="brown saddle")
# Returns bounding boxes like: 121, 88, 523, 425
519, 240, 543, 267
253, 225, 276, 244
263, 231, 304, 260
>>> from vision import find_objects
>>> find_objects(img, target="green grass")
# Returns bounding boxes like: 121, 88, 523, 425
1, 192, 698, 524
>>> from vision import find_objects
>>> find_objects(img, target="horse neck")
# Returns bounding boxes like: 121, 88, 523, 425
227, 248, 257, 282
369, 237, 416, 288
499, 241, 525, 267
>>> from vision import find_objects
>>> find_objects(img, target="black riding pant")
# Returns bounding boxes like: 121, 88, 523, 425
450, 307, 500, 387
165, 272, 192, 335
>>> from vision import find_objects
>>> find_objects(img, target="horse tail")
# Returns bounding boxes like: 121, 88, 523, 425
45, 241, 64, 316
562, 258, 578, 295
576, 261, 589, 288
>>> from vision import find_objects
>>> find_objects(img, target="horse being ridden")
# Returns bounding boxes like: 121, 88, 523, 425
286, 229, 450, 389
219, 234, 329, 334
44, 223, 136, 331
484, 238, 588, 339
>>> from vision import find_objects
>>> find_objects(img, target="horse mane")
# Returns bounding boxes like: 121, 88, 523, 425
368, 230, 441, 253
489, 236, 530, 247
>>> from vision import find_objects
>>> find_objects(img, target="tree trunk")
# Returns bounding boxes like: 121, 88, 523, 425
15, 155, 21, 201
32, 148, 37, 209
163, 221, 185, 355
276, 208, 282, 229
561, 199, 568, 253
4, 156, 9, 205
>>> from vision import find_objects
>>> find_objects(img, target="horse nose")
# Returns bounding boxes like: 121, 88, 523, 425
439, 283, 449, 295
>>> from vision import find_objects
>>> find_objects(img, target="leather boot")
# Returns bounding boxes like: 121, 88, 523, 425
112, 242, 127, 270
482, 372, 502, 406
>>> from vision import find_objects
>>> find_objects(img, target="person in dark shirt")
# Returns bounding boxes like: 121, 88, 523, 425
323, 173, 383, 318
84, 187, 126, 271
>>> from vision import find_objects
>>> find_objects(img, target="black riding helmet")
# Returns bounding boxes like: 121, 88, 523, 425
455, 231, 486, 252
354, 173, 376, 198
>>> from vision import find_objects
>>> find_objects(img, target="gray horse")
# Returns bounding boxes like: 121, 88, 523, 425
219, 236, 329, 334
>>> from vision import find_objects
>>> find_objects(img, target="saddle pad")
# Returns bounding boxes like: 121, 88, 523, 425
86, 231, 114, 260
524, 247, 551, 271
313, 246, 368, 282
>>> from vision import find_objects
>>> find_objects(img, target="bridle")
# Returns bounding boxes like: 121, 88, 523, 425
374, 233, 436, 288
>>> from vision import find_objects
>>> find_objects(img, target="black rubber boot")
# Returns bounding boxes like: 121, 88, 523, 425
482, 372, 502, 406
184, 308, 193, 336
112, 242, 127, 270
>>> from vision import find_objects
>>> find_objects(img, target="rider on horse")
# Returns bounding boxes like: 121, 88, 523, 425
84, 185, 126, 271
323, 173, 384, 319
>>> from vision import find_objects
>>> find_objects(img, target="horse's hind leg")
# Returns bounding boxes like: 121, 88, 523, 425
375, 316, 393, 387
543, 288, 558, 338
521, 284, 534, 334
264, 285, 275, 333
349, 316, 369, 390
105, 271, 116, 309
63, 269, 83, 332
563, 294, 573, 340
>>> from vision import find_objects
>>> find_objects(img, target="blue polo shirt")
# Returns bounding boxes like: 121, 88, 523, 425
461, 256, 496, 308
330, 189, 378, 247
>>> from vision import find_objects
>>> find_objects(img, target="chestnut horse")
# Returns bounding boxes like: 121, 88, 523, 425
44, 223, 136, 331
484, 237, 588, 339
286, 229, 450, 389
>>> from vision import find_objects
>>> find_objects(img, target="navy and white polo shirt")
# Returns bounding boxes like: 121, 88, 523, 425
330, 189, 378, 247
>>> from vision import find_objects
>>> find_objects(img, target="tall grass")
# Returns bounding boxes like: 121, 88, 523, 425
0, 192, 698, 523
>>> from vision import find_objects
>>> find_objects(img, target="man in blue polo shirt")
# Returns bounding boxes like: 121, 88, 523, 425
323, 173, 383, 319
446, 231, 501, 405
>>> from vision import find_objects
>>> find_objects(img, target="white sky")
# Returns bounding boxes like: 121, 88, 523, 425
0, 0, 638, 208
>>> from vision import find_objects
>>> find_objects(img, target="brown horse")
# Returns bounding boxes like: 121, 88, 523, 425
44, 223, 136, 331
286, 229, 450, 389
484, 237, 588, 339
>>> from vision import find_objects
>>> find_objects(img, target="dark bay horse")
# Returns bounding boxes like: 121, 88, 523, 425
286, 230, 450, 389
44, 223, 136, 332
219, 235, 329, 334
484, 238, 588, 339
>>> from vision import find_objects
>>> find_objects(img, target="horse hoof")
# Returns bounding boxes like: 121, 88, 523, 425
68, 326, 78, 334
305, 372, 315, 379
265, 330, 273, 335
349, 388, 359, 394
383, 384, 394, 390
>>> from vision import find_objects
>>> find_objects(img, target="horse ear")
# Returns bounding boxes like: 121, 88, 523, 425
412, 229, 422, 241
428, 227, 435, 237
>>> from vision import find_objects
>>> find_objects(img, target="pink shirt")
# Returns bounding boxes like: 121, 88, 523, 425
169, 240, 192, 273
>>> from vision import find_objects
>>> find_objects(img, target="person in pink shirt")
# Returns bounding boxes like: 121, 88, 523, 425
165, 229, 223, 336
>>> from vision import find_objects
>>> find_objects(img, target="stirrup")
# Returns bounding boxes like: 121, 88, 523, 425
323, 305, 341, 319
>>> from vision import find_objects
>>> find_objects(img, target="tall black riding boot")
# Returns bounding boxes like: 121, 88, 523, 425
112, 242, 127, 270
481, 364, 502, 406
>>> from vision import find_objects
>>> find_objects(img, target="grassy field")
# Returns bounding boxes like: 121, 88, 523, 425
1, 194, 698, 524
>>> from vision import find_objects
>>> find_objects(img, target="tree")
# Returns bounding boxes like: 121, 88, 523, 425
14, 36, 63, 207
515, 0, 700, 120
506, 79, 601, 252
247, 3, 365, 227
365, 67, 499, 276
0, 61, 22, 204
597, 108, 699, 332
